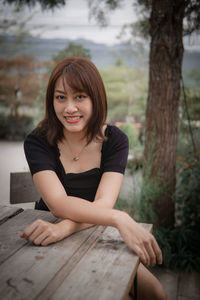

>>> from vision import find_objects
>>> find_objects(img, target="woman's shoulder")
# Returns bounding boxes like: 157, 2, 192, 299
24, 130, 58, 175
102, 124, 129, 154
24, 129, 53, 153
105, 124, 128, 143
101, 124, 129, 174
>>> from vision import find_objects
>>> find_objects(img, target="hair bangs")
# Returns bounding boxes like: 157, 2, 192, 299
61, 63, 91, 97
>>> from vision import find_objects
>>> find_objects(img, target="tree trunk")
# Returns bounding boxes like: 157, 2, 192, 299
144, 0, 187, 227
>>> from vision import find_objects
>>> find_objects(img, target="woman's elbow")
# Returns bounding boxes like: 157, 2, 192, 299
44, 195, 69, 219
50, 207, 68, 219
51, 209, 60, 219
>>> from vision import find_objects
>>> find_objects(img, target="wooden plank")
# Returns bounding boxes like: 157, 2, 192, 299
178, 297, 200, 300
0, 205, 23, 225
178, 271, 200, 298
10, 172, 40, 204
0, 225, 105, 300
36, 226, 106, 300
0, 209, 57, 265
48, 224, 152, 300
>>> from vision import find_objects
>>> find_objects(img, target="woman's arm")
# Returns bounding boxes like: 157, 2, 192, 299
21, 170, 162, 266
32, 170, 120, 225
21, 171, 123, 246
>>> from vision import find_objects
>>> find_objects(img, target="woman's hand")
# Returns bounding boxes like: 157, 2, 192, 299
116, 212, 162, 267
20, 219, 94, 246
20, 219, 69, 246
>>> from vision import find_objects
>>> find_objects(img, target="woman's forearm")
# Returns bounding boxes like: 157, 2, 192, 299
56, 219, 95, 239
55, 196, 117, 238
57, 196, 116, 238
50, 195, 121, 228
34, 172, 120, 228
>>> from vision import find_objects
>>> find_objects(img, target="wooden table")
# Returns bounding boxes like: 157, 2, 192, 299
0, 205, 152, 300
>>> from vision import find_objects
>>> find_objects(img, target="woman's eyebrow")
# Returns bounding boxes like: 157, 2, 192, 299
55, 89, 65, 94
73, 90, 86, 94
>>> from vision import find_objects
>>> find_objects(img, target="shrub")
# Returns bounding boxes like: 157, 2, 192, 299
119, 149, 200, 271
119, 123, 139, 149
154, 226, 200, 272
175, 153, 200, 228
0, 113, 34, 141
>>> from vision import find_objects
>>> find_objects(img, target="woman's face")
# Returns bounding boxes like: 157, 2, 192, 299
53, 76, 93, 136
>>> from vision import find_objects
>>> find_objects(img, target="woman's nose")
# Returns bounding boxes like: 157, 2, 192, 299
64, 100, 78, 114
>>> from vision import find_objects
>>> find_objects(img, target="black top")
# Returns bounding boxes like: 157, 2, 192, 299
24, 124, 129, 211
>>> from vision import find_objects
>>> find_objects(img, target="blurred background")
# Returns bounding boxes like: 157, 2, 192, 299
0, 0, 200, 287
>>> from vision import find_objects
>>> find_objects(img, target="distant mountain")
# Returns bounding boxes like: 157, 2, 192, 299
0, 35, 131, 68
0, 35, 200, 73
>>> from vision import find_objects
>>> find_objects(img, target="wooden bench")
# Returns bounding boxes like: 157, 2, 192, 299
10, 172, 40, 204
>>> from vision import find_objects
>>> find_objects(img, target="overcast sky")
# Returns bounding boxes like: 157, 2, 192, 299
2, 0, 200, 49
20, 0, 137, 45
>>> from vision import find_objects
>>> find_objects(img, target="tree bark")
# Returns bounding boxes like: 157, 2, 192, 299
144, 0, 187, 227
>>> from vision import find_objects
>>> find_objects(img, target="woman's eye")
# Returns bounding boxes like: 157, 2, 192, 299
56, 95, 65, 100
76, 94, 85, 100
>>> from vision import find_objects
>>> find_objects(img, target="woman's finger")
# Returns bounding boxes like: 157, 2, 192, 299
23, 223, 38, 239
41, 235, 55, 246
33, 231, 50, 245
22, 220, 43, 239
145, 242, 156, 266
27, 226, 46, 243
152, 238, 162, 264
133, 245, 147, 265
141, 244, 151, 266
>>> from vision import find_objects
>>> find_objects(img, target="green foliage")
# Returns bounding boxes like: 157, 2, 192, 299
151, 75, 200, 272
4, 0, 66, 10
136, 129, 165, 224
177, 74, 200, 229
186, 68, 200, 84
114, 197, 135, 218
33, 76, 47, 124
53, 42, 92, 63
117, 189, 200, 272
139, 178, 167, 224
100, 65, 148, 122
126, 143, 144, 174
0, 113, 34, 140
184, 0, 200, 35
154, 226, 200, 272
180, 79, 200, 122
175, 153, 200, 228
135, 84, 200, 271
119, 123, 138, 149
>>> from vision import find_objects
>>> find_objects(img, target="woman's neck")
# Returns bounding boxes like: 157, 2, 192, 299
62, 130, 87, 146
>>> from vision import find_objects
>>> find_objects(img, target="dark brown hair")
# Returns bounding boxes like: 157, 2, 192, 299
36, 57, 107, 145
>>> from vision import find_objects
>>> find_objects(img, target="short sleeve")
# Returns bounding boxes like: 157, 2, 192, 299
101, 125, 129, 174
24, 131, 57, 176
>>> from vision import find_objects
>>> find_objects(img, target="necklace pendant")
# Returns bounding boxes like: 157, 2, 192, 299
73, 157, 79, 162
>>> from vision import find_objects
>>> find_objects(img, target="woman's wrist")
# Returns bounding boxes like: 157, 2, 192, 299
56, 219, 94, 239
56, 219, 75, 239
111, 209, 129, 229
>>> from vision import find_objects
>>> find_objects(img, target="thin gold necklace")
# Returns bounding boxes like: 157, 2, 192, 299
66, 139, 87, 162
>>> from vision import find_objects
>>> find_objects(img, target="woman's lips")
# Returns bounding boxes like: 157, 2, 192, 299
64, 116, 82, 124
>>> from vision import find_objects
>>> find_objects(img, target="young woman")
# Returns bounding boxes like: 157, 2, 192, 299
22, 57, 168, 300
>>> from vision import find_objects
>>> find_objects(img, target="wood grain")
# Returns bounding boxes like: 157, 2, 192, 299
49, 225, 152, 300
10, 172, 40, 204
0, 205, 152, 300
0, 209, 56, 265
0, 205, 23, 225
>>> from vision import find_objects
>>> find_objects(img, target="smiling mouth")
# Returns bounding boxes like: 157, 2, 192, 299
64, 116, 83, 123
